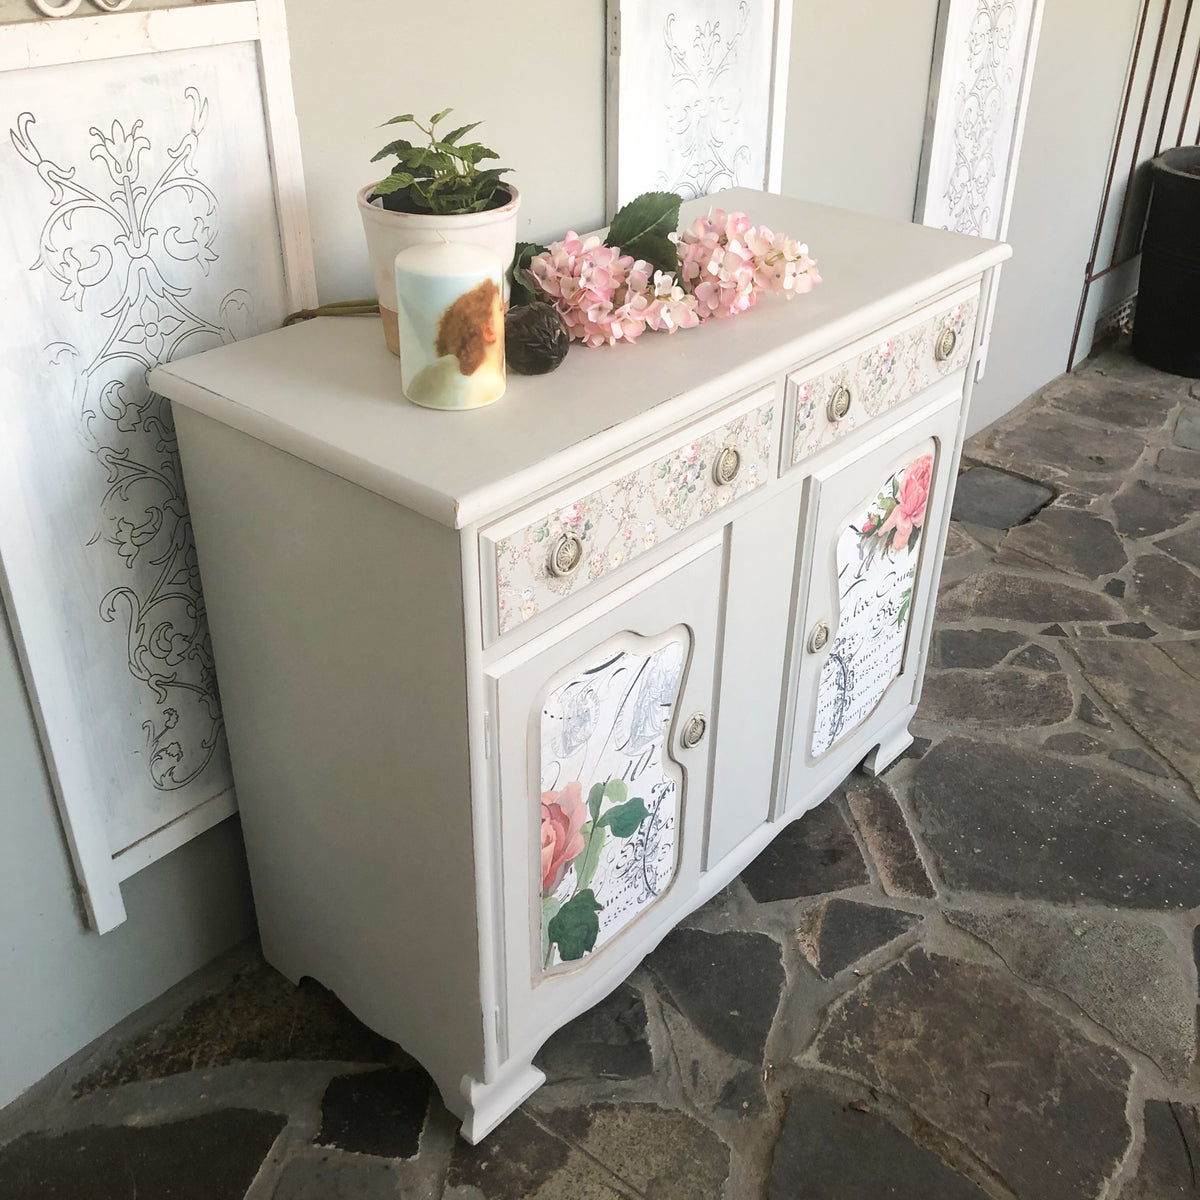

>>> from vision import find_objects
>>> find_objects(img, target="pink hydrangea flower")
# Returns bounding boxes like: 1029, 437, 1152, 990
525, 208, 821, 347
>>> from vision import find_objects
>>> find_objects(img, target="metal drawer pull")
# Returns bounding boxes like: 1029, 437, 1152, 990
827, 384, 853, 422
548, 532, 585, 578
934, 327, 958, 362
808, 620, 831, 654
712, 445, 742, 486
680, 712, 708, 749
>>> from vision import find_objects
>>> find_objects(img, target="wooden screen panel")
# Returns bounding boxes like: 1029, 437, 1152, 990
0, 3, 314, 932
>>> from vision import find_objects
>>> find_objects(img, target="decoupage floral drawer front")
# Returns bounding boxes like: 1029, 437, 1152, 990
787, 286, 979, 468
482, 386, 776, 640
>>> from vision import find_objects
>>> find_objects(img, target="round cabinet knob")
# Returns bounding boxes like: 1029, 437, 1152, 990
680, 712, 708, 749
548, 532, 584, 578
934, 327, 958, 362
827, 384, 853, 422
807, 619, 831, 654
712, 445, 742, 487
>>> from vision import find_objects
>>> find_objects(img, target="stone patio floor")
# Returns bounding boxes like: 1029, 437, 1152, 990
3, 344, 1200, 1200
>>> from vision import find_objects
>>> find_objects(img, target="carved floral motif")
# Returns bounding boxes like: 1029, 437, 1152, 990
12, 90, 252, 790
656, 4, 755, 198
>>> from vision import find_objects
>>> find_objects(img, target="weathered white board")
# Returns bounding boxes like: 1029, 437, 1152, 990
0, 3, 314, 933
916, 0, 1043, 378
605, 0, 792, 216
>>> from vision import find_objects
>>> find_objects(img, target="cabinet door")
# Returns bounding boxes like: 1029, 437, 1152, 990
487, 540, 722, 1066
784, 389, 961, 808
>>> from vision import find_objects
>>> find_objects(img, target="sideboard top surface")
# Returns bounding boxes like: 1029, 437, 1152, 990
151, 189, 1009, 529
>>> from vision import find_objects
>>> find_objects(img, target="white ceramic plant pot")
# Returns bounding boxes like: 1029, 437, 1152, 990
357, 183, 520, 356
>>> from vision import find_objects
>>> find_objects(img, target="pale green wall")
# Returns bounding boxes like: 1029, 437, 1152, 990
0, 597, 256, 1109
284, 0, 608, 303
969, 0, 1144, 432
783, 0, 941, 222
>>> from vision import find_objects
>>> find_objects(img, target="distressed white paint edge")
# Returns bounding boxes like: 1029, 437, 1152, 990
975, 0, 1044, 380
0, 558, 127, 933
603, 0, 623, 222
111, 786, 238, 880
765, 0, 792, 192
912, 0, 954, 226
254, 0, 317, 311
0, 2, 259, 71
0, 0, 314, 931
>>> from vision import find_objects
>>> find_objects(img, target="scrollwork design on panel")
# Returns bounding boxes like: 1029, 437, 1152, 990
943, 0, 1020, 236
11, 89, 253, 790
656, 3, 753, 198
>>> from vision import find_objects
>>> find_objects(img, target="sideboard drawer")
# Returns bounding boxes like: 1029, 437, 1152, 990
785, 285, 979, 468
482, 384, 776, 642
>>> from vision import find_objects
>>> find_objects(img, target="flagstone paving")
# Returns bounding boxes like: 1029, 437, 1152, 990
2, 345, 1199, 1199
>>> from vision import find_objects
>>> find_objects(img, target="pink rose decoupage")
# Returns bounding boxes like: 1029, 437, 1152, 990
812, 446, 937, 758
537, 633, 688, 970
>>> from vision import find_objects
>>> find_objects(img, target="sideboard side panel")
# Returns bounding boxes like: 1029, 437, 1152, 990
173, 408, 485, 1097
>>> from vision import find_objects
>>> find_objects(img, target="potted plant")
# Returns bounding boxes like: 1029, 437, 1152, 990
357, 108, 519, 355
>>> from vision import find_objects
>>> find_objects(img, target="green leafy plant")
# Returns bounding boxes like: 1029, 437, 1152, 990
370, 108, 511, 215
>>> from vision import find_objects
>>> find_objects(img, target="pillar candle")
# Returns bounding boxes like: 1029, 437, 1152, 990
393, 242, 506, 411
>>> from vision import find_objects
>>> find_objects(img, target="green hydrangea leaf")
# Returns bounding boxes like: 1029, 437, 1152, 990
604, 191, 682, 276
510, 242, 550, 306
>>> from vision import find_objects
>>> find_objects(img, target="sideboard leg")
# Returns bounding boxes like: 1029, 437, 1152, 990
457, 1061, 546, 1144
861, 725, 914, 778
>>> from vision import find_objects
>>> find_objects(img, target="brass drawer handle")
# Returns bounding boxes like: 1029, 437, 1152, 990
713, 445, 742, 486
827, 384, 853, 422
548, 532, 585, 578
808, 620, 831, 654
680, 712, 708, 749
934, 327, 958, 362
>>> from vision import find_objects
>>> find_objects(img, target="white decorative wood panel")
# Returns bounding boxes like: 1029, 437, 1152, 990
0, 4, 314, 932
605, 0, 792, 216
916, 0, 1043, 377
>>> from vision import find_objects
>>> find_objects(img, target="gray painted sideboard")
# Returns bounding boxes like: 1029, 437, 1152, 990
150, 189, 1009, 1141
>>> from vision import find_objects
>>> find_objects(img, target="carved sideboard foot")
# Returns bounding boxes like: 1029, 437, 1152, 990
861, 725, 914, 778
456, 1060, 546, 1144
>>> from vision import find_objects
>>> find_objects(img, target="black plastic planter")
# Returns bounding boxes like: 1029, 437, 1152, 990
1133, 145, 1200, 378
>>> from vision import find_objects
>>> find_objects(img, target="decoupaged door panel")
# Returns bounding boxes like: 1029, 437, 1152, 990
488, 538, 722, 1065
784, 386, 962, 809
